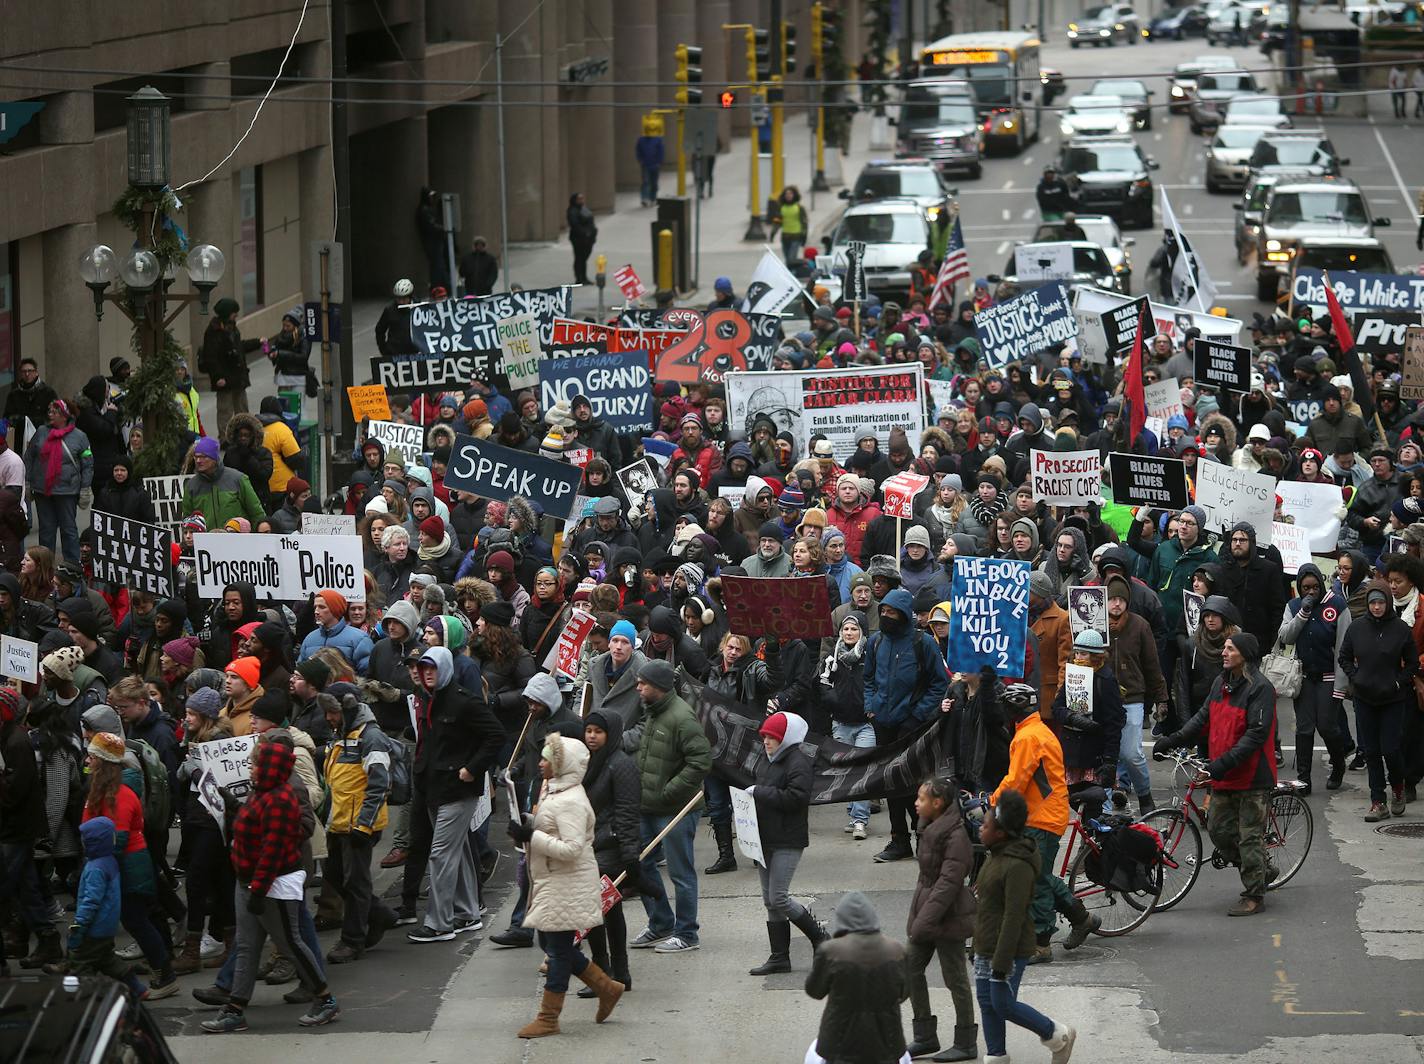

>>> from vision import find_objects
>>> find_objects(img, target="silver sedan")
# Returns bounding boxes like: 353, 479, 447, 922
1204, 124, 1272, 193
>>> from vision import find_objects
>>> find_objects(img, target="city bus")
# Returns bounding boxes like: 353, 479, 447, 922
919, 31, 1044, 153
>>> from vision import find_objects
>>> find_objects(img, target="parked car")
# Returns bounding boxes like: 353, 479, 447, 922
1068, 4, 1143, 46
1186, 71, 1261, 132
0, 974, 181, 1064
1060, 94, 1135, 137
1089, 78, 1155, 129
1254, 177, 1390, 299
1205, 124, 1273, 192
1168, 55, 1239, 113
1057, 136, 1159, 229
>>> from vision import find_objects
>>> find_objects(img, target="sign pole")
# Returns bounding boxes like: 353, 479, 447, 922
318, 249, 334, 497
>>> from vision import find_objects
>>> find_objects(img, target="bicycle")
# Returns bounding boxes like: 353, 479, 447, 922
1060, 785, 1163, 936
1141, 749, 1314, 911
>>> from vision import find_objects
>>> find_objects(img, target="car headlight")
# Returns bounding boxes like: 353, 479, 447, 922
1003, 119, 1015, 130
1068, 21, 1078, 29
1060, 120, 1075, 135
1267, 251, 1291, 262
1265, 239, 1282, 251
1099, 28, 1111, 35
1171, 85, 1185, 98
1117, 118, 1132, 133
1133, 178, 1151, 189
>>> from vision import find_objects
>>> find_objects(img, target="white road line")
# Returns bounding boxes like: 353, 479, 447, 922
1004, 179, 1015, 189
1153, 131, 1163, 141
1369, 116, 1422, 222
996, 241, 1011, 255
1021, 207, 1036, 219
1183, 202, 1193, 215
1023, 155, 1036, 166
1002, 208, 1012, 219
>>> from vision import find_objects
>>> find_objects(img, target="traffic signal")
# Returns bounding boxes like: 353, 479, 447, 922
720, 89, 737, 108
675, 44, 703, 106
783, 24, 797, 74
754, 28, 772, 80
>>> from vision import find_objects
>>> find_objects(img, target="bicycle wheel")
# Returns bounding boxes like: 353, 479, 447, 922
1066, 842, 1160, 936
1138, 808, 1202, 911
1265, 791, 1313, 890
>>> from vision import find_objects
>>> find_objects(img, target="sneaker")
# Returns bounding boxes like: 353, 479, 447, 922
843, 820, 855, 834
853, 822, 868, 841
283, 986, 315, 1004
45, 899, 65, 924
200, 933, 223, 959
393, 905, 419, 926
143, 976, 179, 1001
1391, 788, 1407, 816
1364, 802, 1391, 822
192, 984, 231, 1006
653, 935, 699, 953
407, 926, 457, 943
873, 838, 913, 863
1350, 752, 1367, 771
630, 927, 670, 949
265, 958, 297, 985
453, 917, 482, 935
201, 1007, 248, 1034
489, 928, 534, 947
116, 941, 145, 961
298, 997, 341, 1027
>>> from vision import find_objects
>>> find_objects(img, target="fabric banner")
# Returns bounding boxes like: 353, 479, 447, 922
1275, 480, 1341, 552
1030, 449, 1101, 506
1194, 462, 1275, 545
366, 419, 426, 458
496, 312, 543, 390
881, 472, 930, 520
1073, 288, 1241, 364
408, 286, 571, 356
1290, 268, 1424, 313
1194, 338, 1252, 392
948, 557, 1029, 677
1107, 453, 1190, 510
721, 574, 835, 639
725, 364, 925, 464
973, 282, 1077, 369
192, 532, 365, 602
744, 248, 808, 316
90, 510, 174, 598
1101, 295, 1156, 363
144, 475, 187, 537
539, 349, 652, 434
442, 434, 582, 522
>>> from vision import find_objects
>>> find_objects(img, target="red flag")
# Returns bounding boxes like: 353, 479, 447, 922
1321, 272, 1355, 355
1122, 307, 1148, 447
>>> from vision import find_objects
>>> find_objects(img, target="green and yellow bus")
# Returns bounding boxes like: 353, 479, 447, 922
920, 31, 1045, 153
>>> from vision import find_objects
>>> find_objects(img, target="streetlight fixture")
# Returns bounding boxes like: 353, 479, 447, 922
126, 86, 171, 189
77, 244, 118, 320
185, 244, 226, 314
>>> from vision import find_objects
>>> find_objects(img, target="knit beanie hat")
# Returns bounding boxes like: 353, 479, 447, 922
186, 686, 223, 720
609, 619, 638, 645
225, 656, 261, 689
87, 731, 128, 764
41, 645, 84, 681
295, 657, 332, 690
420, 515, 445, 539
317, 590, 348, 619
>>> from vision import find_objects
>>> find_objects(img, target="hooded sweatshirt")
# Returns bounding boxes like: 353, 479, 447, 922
231, 741, 304, 895
72, 817, 123, 942
752, 712, 813, 850
413, 645, 506, 807
864, 588, 948, 729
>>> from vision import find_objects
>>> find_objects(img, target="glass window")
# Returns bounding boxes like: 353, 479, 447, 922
838, 213, 927, 244
0, 242, 14, 389
238, 166, 263, 310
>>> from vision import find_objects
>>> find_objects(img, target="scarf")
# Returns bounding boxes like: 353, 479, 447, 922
1193, 620, 1236, 668
40, 424, 76, 494
418, 532, 453, 561
1394, 587, 1419, 627
819, 636, 864, 685
969, 493, 1005, 527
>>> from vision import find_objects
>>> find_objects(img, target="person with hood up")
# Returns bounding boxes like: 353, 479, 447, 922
1039, 527, 1093, 607
60, 816, 146, 995
1003, 404, 1053, 485
734, 477, 776, 551
708, 440, 757, 495
569, 393, 620, 462
1006, 517, 1042, 566
299, 590, 373, 675
222, 413, 275, 504
804, 891, 909, 1064
23, 398, 92, 563
1276, 563, 1351, 794
509, 732, 625, 1037
181, 436, 265, 530
899, 524, 950, 600
93, 454, 156, 524
580, 709, 642, 996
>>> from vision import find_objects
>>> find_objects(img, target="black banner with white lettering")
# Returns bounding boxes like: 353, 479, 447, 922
539, 350, 652, 434
1102, 295, 1156, 364
91, 510, 173, 598
442, 434, 583, 522
407, 286, 571, 356
692, 685, 954, 802
1107, 452, 1190, 510
369, 349, 503, 396
973, 282, 1078, 368
1193, 338, 1251, 392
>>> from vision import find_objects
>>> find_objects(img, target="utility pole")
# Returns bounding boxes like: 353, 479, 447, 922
331, 0, 354, 465
724, 23, 768, 240
496, 33, 511, 292
811, 2, 829, 191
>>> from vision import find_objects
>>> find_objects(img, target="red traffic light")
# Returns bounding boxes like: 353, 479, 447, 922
720, 89, 737, 108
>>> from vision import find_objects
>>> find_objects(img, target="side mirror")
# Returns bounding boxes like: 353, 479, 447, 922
1232, 202, 1244, 211
838, 189, 852, 200
1339, 157, 1351, 166
987, 273, 1004, 284
1124, 236, 1136, 246
1376, 217, 1392, 227
1148, 159, 1160, 170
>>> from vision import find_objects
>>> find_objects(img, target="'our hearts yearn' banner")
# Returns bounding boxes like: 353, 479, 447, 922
408, 287, 571, 355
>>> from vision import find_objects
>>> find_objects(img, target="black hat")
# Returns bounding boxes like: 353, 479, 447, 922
482, 600, 516, 628
250, 690, 291, 726
1228, 631, 1261, 662
637, 659, 677, 692
295, 658, 331, 689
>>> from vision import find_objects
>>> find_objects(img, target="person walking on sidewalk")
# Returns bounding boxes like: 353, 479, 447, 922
636, 120, 666, 207
199, 298, 259, 430
768, 186, 811, 264
1389, 63, 1409, 118
567, 193, 598, 285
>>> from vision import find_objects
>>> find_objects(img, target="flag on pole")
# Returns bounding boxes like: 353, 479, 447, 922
1321, 270, 1373, 421
1159, 187, 1217, 313
1122, 306, 1149, 448
929, 217, 970, 310
743, 248, 808, 316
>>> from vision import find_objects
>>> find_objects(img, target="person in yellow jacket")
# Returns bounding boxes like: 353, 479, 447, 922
990, 682, 1098, 964
175, 359, 204, 436
258, 395, 306, 496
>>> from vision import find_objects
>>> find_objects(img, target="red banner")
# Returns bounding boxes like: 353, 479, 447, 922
721, 574, 835, 640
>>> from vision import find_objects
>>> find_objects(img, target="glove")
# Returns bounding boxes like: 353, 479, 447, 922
1300, 593, 1318, 614
1096, 765, 1115, 788
67, 924, 84, 953
1152, 737, 1174, 761
1206, 758, 1225, 780
1062, 710, 1100, 733
507, 813, 535, 844
78, 488, 92, 510
247, 891, 267, 916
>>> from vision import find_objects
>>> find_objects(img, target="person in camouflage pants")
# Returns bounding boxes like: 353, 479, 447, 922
1207, 789, 1270, 897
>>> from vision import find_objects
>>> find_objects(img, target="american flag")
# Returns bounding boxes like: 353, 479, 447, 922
929, 217, 969, 310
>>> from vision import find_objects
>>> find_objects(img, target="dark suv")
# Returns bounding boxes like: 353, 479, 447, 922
0, 974, 180, 1064
1057, 136, 1159, 228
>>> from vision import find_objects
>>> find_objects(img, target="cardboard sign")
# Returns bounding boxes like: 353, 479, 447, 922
301, 512, 357, 536
0, 634, 38, 684
1402, 326, 1424, 401
949, 557, 1030, 677
1015, 242, 1075, 282
729, 786, 766, 866
1183, 590, 1204, 636
553, 609, 597, 680
1030, 449, 1101, 507
1275, 480, 1342, 553
442, 434, 583, 522
1194, 338, 1252, 393
612, 264, 647, 301
1271, 521, 1312, 574
496, 312, 543, 390
192, 533, 366, 602
1107, 453, 1190, 510
721, 574, 834, 639
881, 472, 930, 521
1194, 462, 1275, 545
1144, 377, 1183, 422
617, 459, 658, 515
407, 286, 571, 356
346, 384, 391, 422
1067, 586, 1108, 645
192, 734, 259, 789
90, 510, 173, 598
973, 282, 1078, 369
144, 475, 187, 537
366, 420, 426, 460
539, 349, 652, 434
718, 485, 747, 508
1101, 295, 1156, 363
1064, 662, 1094, 718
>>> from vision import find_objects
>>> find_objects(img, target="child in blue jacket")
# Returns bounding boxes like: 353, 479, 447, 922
63, 816, 146, 995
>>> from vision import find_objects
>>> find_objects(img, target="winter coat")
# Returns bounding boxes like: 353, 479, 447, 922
634, 688, 712, 814
223, 414, 275, 497
23, 424, 93, 497
176, 718, 234, 830
1030, 601, 1072, 715
1051, 664, 1126, 777
74, 397, 123, 489
0, 720, 44, 843
413, 647, 506, 807
583, 710, 642, 881
1128, 528, 1218, 633
817, 640, 868, 726
863, 588, 948, 729
1214, 546, 1287, 651
288, 726, 327, 860
1105, 609, 1168, 705
299, 617, 373, 675
1340, 608, 1418, 705
180, 457, 266, 529
945, 673, 1011, 795
828, 498, 883, 563
752, 713, 813, 850
0, 489, 25, 574
231, 743, 304, 895
992, 713, 1069, 835
590, 649, 649, 750
742, 547, 793, 579
1277, 568, 1349, 694
73, 817, 123, 942
323, 696, 391, 834
199, 319, 259, 390
1171, 667, 1278, 791
524, 735, 603, 932
93, 466, 157, 524
805, 892, 909, 1064
1345, 473, 1400, 546
907, 801, 977, 943
1307, 409, 1372, 462
973, 832, 1041, 973
478, 644, 537, 725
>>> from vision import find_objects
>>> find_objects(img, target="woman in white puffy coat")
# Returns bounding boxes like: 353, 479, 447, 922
510, 733, 625, 1039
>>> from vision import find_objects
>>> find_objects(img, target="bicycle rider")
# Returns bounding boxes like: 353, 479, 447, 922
991, 683, 1101, 963
1154, 631, 1279, 917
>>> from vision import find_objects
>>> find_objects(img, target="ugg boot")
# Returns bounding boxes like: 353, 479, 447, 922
573, 961, 624, 1023
205, 929, 233, 969
932, 1023, 979, 1061
171, 933, 203, 975
748, 921, 792, 975
517, 989, 565, 1038
704, 822, 738, 875
906, 1016, 940, 1057
1042, 1022, 1077, 1064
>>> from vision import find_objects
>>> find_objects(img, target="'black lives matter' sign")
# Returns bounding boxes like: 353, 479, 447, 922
1108, 452, 1190, 510
1193, 338, 1251, 392
91, 510, 174, 598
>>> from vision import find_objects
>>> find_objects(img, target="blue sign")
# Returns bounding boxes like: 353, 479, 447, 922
303, 302, 342, 342
442, 434, 584, 522
0, 102, 45, 145
973, 282, 1078, 368
539, 349, 652, 434
948, 557, 1030, 677
1291, 268, 1424, 313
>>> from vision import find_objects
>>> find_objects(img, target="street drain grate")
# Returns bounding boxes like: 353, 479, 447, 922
1375, 822, 1424, 839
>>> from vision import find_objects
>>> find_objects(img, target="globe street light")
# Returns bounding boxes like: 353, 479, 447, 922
77, 244, 117, 320
185, 244, 226, 314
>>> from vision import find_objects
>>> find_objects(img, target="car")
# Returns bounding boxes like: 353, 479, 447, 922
0, 974, 181, 1064
1247, 130, 1348, 178
822, 199, 933, 302
895, 81, 986, 177
1186, 71, 1261, 132
844, 159, 957, 217
1033, 214, 1135, 290
1147, 4, 1210, 38
1260, 238, 1397, 302
1254, 177, 1391, 299
1040, 67, 1068, 104
1089, 78, 1155, 129
1168, 55, 1239, 112
1232, 168, 1315, 263
997, 241, 1120, 292
1068, 4, 1143, 46
1222, 95, 1292, 129
1205, 0, 1269, 43
1058, 136, 1159, 229
1205, 124, 1272, 192
1060, 94, 1135, 137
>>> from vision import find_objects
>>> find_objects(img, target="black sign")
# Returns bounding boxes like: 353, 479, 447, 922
844, 241, 868, 304
692, 685, 954, 801
407, 286, 571, 357
90, 510, 174, 598
1102, 295, 1156, 363
616, 308, 694, 329
1107, 452, 1190, 510
546, 340, 610, 361
1351, 310, 1420, 358
1194, 338, 1252, 392
442, 434, 583, 522
369, 349, 503, 395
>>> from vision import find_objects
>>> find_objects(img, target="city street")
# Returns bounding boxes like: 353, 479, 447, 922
155, 33, 1424, 1064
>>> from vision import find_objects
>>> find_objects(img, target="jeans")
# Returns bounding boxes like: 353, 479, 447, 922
1117, 702, 1151, 798
781, 234, 806, 264
35, 493, 80, 563
537, 929, 589, 994
974, 955, 1055, 1055
424, 796, 482, 932
832, 722, 876, 824
1024, 828, 1074, 939
639, 810, 699, 943
214, 898, 322, 990
326, 830, 394, 949
640, 166, 660, 204
230, 886, 326, 1006
1356, 699, 1405, 803
907, 936, 975, 1028
703, 774, 732, 827
757, 847, 808, 922
0, 841, 49, 930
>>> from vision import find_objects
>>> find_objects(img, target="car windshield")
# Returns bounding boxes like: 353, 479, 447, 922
1200, 73, 1256, 92
931, 64, 1013, 104
856, 169, 943, 198
1214, 127, 1266, 149
1228, 97, 1280, 116
1077, 218, 1119, 246
1062, 144, 1142, 172
1082, 5, 1113, 17
1300, 247, 1392, 272
837, 212, 926, 244
1254, 138, 1327, 166
1092, 80, 1146, 98
1070, 95, 1125, 113
1266, 191, 1369, 225
901, 97, 979, 127
1245, 181, 1274, 210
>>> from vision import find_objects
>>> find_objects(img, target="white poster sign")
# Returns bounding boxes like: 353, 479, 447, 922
1072, 287, 1242, 364
0, 635, 38, 684
1064, 662, 1095, 719
1144, 377, 1183, 422
1014, 242, 1075, 282
496, 312, 543, 390
193, 734, 259, 788
366, 419, 426, 459
144, 474, 188, 537
301, 512, 357, 536
729, 786, 765, 866
192, 532, 366, 602
1030, 449, 1101, 506
1275, 480, 1342, 552
1194, 462, 1275, 545
1272, 521, 1312, 574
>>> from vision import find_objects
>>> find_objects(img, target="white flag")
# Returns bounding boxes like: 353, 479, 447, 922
1159, 187, 1217, 313
743, 248, 808, 316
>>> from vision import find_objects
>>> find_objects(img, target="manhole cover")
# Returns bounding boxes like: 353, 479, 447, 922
1055, 943, 1118, 961
1375, 822, 1424, 839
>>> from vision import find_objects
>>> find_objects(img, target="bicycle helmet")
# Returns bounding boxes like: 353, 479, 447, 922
393, 278, 414, 297
1001, 682, 1039, 711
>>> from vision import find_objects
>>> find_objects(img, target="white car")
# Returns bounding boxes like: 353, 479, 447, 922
1060, 94, 1135, 137
1222, 95, 1292, 129
1033, 214, 1135, 289
1205, 124, 1273, 192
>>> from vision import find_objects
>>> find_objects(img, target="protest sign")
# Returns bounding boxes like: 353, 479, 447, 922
1100, 295, 1156, 363
1030, 449, 1101, 506
551, 609, 596, 679
719, 486, 747, 508
949, 557, 1030, 676
1145, 377, 1184, 422
193, 734, 259, 788
1402, 326, 1424, 401
973, 283, 1077, 369
0, 635, 38, 683
927, 379, 956, 420
1107, 453, 1190, 509
1275, 480, 1341, 552
729, 787, 766, 866
612, 264, 647, 302
192, 533, 365, 602
1194, 338, 1252, 393
407, 286, 571, 356
1183, 590, 1204, 636
1290, 268, 1424, 313
496, 312, 543, 390
1015, 243, 1075, 282
301, 512, 357, 536
844, 241, 868, 303
1271, 522, 1312, 574
1064, 663, 1094, 719
346, 384, 391, 422
725, 364, 925, 464
1067, 586, 1108, 645
1194, 462, 1275, 545
881, 472, 930, 521
143, 475, 187, 537
616, 459, 657, 515
553, 309, 780, 385
721, 575, 834, 639
443, 434, 583, 522
90, 510, 173, 597
370, 348, 502, 394
1350, 310, 1424, 359
539, 349, 652, 434
365, 419, 425, 459
1073, 287, 1241, 364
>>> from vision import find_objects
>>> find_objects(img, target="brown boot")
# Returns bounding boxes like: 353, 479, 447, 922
205, 930, 233, 969
171, 933, 203, 975
517, 989, 564, 1038
575, 961, 625, 1023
